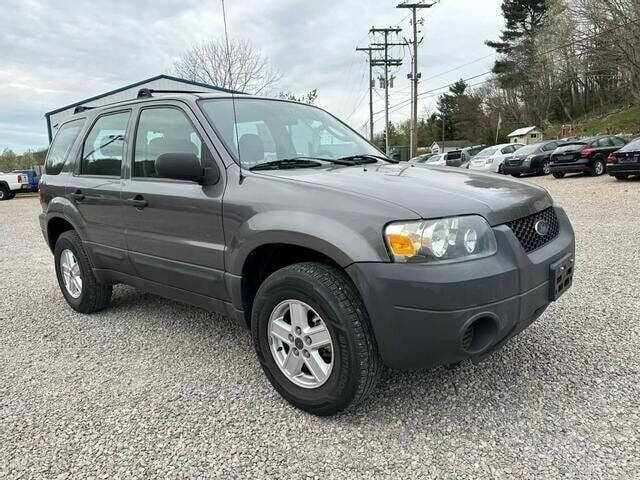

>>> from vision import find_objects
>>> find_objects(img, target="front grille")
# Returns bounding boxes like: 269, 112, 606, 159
506, 207, 559, 253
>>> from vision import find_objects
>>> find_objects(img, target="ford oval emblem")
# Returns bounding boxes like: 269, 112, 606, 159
534, 219, 550, 236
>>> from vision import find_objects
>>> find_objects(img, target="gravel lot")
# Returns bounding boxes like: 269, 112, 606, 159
1, 175, 639, 479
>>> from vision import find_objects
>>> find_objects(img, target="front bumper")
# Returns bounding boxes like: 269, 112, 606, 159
346, 207, 575, 370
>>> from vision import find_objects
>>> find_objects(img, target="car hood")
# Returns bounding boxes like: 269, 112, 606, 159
260, 163, 553, 225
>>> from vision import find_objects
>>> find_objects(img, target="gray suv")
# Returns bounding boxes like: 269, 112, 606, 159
39, 91, 575, 415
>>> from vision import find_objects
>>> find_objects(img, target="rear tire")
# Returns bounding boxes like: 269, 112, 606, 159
251, 262, 381, 416
614, 174, 629, 180
591, 158, 605, 176
54, 230, 112, 313
552, 172, 565, 179
511, 173, 521, 178
0, 185, 9, 201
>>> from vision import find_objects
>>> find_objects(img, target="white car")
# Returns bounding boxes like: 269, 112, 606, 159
423, 153, 446, 166
469, 143, 524, 173
0, 172, 29, 200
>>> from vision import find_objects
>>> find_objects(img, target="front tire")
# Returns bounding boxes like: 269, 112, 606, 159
511, 173, 521, 178
614, 174, 629, 180
54, 230, 112, 313
0, 185, 9, 201
552, 172, 566, 179
251, 262, 381, 416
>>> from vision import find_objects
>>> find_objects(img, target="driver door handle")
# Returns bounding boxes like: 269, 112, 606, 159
70, 190, 84, 201
125, 194, 148, 209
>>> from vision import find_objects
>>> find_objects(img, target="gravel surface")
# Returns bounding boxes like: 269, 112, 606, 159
1, 175, 639, 479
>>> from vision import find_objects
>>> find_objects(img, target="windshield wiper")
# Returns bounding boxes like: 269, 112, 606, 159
336, 154, 396, 164
249, 158, 324, 171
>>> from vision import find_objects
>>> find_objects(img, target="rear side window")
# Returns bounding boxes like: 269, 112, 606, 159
542, 142, 558, 151
597, 138, 613, 147
45, 119, 85, 175
611, 137, 626, 147
133, 108, 202, 178
81, 112, 130, 176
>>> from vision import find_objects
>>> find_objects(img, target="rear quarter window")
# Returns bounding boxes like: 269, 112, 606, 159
45, 119, 85, 175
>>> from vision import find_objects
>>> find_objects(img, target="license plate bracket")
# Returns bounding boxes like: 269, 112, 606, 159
549, 253, 574, 301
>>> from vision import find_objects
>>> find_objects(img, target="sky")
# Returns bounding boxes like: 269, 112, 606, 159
0, 0, 505, 153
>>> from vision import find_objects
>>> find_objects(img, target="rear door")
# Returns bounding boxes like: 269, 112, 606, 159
68, 109, 133, 274
121, 101, 227, 299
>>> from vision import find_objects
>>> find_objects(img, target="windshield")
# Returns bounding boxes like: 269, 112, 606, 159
513, 144, 540, 155
475, 146, 498, 158
619, 137, 640, 152
200, 98, 385, 168
425, 154, 443, 164
555, 143, 586, 153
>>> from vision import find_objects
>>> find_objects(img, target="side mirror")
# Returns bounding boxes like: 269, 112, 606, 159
155, 152, 220, 185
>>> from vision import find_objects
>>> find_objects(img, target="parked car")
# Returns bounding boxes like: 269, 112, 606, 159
12, 169, 39, 192
408, 153, 435, 164
461, 145, 487, 163
0, 171, 30, 200
549, 135, 627, 178
469, 143, 524, 173
606, 136, 640, 180
502, 140, 560, 177
444, 150, 464, 167
38, 91, 575, 415
421, 153, 445, 166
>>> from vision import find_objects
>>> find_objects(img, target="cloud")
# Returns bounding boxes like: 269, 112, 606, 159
0, 0, 503, 152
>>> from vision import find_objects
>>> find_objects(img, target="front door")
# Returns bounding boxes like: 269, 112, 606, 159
67, 110, 133, 274
121, 103, 227, 300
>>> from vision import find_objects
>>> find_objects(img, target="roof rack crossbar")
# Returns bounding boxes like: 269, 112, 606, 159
73, 105, 96, 114
137, 88, 205, 98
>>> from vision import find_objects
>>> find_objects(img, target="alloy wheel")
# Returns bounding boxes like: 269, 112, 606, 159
595, 161, 604, 175
542, 161, 551, 175
268, 299, 334, 389
60, 249, 83, 298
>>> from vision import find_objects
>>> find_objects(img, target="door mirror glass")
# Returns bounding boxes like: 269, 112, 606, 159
155, 152, 203, 182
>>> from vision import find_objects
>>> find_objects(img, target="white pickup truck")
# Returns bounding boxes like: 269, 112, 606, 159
0, 172, 30, 200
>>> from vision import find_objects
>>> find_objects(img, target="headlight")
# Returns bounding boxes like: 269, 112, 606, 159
384, 215, 497, 263
523, 155, 533, 167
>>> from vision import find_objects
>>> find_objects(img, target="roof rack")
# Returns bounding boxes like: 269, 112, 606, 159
73, 105, 96, 114
137, 88, 204, 98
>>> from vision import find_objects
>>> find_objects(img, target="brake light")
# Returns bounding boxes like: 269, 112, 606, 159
581, 147, 595, 157
607, 154, 617, 164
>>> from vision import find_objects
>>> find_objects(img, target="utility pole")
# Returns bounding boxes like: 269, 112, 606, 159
397, 2, 435, 158
356, 46, 384, 142
369, 27, 402, 155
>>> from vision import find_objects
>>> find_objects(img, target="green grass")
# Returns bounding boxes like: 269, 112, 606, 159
546, 105, 640, 138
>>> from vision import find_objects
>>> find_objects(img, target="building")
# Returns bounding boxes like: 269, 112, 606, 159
44, 74, 237, 142
430, 140, 472, 154
507, 126, 543, 145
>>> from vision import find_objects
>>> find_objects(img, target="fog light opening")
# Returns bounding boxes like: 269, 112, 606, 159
460, 315, 498, 354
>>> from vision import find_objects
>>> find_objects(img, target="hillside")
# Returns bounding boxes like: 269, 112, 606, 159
546, 105, 640, 139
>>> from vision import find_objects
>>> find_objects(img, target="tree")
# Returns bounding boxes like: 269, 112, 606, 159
278, 89, 318, 105
173, 38, 282, 94
436, 79, 469, 140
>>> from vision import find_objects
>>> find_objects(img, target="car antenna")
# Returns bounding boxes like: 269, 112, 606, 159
221, 0, 244, 184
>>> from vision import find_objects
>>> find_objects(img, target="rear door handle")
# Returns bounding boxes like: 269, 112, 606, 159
125, 195, 148, 209
70, 190, 84, 201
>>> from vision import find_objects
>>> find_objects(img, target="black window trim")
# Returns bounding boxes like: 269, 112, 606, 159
76, 108, 133, 179
130, 104, 209, 184
44, 117, 87, 176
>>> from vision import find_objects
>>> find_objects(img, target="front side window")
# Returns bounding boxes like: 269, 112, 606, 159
81, 112, 130, 176
134, 108, 202, 178
199, 98, 383, 168
45, 119, 85, 175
